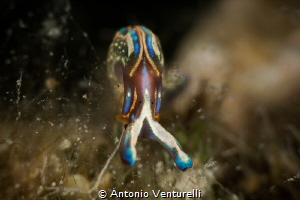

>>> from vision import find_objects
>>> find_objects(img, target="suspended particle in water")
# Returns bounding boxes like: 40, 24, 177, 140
45, 77, 59, 91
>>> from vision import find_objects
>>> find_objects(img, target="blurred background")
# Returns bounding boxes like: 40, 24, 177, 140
1, 0, 300, 199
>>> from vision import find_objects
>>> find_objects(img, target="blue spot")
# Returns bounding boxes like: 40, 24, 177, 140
146, 35, 154, 57
175, 154, 193, 171
157, 139, 192, 170
131, 114, 135, 121
121, 134, 136, 166
156, 87, 162, 114
141, 27, 155, 57
128, 30, 140, 55
124, 88, 132, 113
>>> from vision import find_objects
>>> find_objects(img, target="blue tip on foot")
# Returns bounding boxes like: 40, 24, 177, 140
120, 131, 137, 166
175, 154, 193, 171
121, 147, 136, 166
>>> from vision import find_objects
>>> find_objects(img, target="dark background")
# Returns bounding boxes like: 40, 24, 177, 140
2, 1, 299, 200
0, 0, 217, 121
